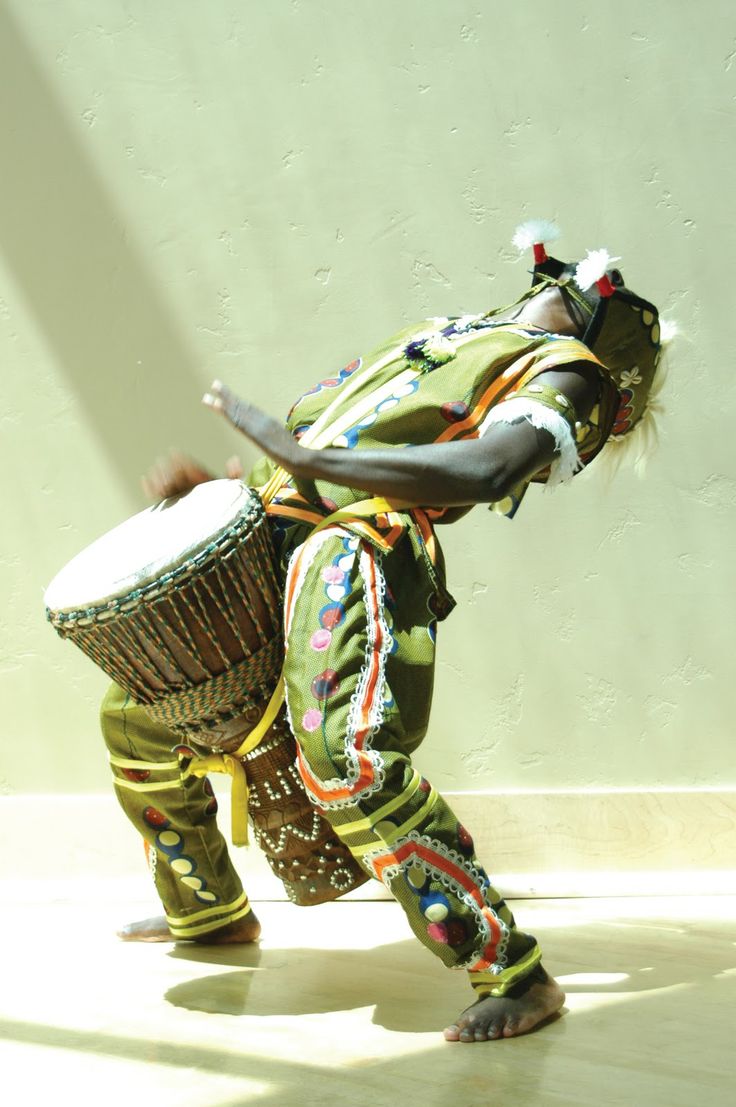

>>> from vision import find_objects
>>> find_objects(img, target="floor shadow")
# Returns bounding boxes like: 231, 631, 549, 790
162, 907, 736, 1031
0, 8, 229, 499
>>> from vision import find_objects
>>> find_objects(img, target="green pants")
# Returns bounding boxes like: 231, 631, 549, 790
281, 524, 541, 995
101, 683, 249, 939
101, 523, 541, 993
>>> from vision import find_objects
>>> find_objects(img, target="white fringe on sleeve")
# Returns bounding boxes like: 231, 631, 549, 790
479, 398, 582, 486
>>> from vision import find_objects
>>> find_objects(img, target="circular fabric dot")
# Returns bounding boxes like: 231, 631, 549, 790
171, 857, 196, 876
181, 875, 204, 890
325, 583, 347, 602
311, 669, 340, 701
555, 394, 569, 407
651, 323, 660, 345
194, 890, 218, 905
427, 922, 449, 944
319, 603, 345, 630
424, 901, 450, 923
333, 434, 349, 448
143, 807, 170, 830
440, 400, 470, 423
446, 920, 467, 946
337, 554, 355, 572
394, 381, 418, 397
359, 412, 377, 427
642, 310, 654, 326
310, 629, 332, 651
157, 830, 182, 849
376, 397, 399, 412
407, 864, 427, 890
494, 496, 514, 515
457, 824, 474, 853
301, 708, 323, 733
321, 565, 345, 585
528, 384, 544, 393
122, 767, 150, 783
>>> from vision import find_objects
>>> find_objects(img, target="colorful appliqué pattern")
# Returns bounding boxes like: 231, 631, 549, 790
287, 358, 362, 420
364, 829, 511, 971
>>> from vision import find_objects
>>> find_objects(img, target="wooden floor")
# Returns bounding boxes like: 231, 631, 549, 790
1, 890, 733, 1107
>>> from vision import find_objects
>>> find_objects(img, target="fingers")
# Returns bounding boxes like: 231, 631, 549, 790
142, 452, 214, 501
202, 379, 227, 413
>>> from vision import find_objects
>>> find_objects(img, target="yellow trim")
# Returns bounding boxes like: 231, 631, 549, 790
113, 777, 180, 793
338, 770, 422, 836
232, 675, 285, 757
108, 755, 179, 771
167, 901, 253, 939
165, 890, 249, 928
469, 945, 543, 998
350, 788, 440, 857
183, 677, 286, 846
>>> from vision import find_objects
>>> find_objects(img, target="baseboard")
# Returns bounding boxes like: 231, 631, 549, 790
2, 789, 734, 899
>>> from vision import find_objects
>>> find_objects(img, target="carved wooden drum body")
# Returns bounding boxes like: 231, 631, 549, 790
45, 480, 368, 905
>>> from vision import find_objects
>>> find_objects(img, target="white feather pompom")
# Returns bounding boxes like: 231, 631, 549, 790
575, 248, 621, 291
659, 317, 679, 345
512, 219, 561, 252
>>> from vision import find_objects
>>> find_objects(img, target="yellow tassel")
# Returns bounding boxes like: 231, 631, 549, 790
182, 676, 286, 847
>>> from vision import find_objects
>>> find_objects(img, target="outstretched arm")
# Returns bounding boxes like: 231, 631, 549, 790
203, 365, 597, 508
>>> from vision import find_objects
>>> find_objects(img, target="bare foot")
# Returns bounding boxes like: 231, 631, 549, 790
117, 911, 261, 944
443, 966, 565, 1042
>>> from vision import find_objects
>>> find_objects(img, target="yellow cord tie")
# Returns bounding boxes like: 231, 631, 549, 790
183, 675, 286, 847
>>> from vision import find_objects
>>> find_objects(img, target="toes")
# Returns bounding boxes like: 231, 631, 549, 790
502, 1019, 521, 1038
443, 1024, 461, 1042
487, 1021, 504, 1040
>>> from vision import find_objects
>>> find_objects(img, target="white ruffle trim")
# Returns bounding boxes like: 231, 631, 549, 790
479, 398, 582, 486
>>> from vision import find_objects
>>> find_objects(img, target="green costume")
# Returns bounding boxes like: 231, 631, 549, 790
102, 312, 618, 993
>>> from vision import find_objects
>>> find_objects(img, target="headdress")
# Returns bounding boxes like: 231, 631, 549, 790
511, 219, 675, 470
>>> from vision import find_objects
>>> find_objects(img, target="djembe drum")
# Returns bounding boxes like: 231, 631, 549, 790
44, 480, 368, 905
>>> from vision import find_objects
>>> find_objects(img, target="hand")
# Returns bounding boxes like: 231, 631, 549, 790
202, 380, 298, 471
142, 451, 240, 501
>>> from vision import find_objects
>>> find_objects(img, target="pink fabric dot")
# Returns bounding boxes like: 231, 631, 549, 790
427, 922, 449, 944
301, 708, 323, 733
310, 629, 332, 652
321, 565, 346, 585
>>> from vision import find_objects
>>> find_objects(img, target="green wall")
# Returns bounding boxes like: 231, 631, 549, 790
1, 0, 732, 792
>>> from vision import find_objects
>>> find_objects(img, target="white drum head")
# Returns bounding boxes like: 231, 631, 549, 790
45, 480, 257, 613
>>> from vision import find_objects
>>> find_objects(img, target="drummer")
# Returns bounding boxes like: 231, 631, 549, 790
105, 228, 666, 1043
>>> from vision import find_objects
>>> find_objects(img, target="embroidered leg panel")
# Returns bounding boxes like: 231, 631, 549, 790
282, 528, 540, 988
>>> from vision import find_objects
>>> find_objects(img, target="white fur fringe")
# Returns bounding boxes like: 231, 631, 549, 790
480, 398, 582, 486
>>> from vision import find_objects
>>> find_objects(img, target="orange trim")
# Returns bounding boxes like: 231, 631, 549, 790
412, 508, 437, 564
434, 353, 537, 444
265, 504, 325, 527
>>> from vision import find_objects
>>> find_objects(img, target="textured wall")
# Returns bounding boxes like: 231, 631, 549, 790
1, 0, 733, 793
